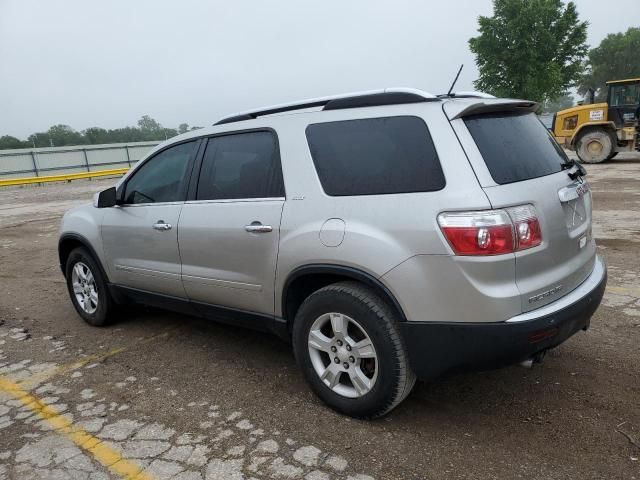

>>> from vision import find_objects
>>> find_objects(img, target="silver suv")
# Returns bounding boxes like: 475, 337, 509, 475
59, 88, 607, 418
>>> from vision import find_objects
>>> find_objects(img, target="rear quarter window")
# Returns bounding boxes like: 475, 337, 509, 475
305, 116, 445, 196
464, 112, 567, 185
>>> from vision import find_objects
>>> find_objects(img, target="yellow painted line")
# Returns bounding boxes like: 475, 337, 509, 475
0, 168, 129, 187
0, 327, 181, 477
0, 376, 153, 480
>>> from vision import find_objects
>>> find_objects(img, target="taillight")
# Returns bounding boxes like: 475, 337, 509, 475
438, 205, 542, 256
506, 204, 542, 250
438, 210, 514, 255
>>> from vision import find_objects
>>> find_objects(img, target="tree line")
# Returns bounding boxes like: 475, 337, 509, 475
0, 116, 202, 150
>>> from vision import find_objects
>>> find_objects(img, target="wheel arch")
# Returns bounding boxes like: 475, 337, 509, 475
58, 233, 109, 283
570, 121, 617, 147
281, 264, 407, 329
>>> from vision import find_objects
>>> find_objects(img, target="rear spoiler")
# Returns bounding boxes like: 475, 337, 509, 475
447, 99, 539, 120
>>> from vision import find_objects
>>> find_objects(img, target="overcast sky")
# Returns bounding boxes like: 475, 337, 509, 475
1, 0, 638, 138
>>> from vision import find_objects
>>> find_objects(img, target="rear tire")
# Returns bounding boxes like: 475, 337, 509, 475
65, 247, 114, 326
576, 129, 614, 164
292, 281, 416, 419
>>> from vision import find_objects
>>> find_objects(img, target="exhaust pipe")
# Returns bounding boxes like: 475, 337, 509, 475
520, 358, 534, 369
520, 351, 546, 369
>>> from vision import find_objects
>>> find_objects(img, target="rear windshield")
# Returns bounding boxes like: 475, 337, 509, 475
464, 112, 568, 185
305, 116, 445, 196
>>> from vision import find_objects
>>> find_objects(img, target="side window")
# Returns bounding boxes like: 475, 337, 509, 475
305, 116, 445, 196
124, 141, 196, 204
196, 131, 284, 200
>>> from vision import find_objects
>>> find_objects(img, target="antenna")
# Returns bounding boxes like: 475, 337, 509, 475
446, 64, 464, 96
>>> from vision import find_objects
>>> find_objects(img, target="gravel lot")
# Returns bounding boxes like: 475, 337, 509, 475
0, 155, 639, 480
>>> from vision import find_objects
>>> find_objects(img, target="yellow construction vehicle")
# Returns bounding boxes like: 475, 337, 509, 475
553, 78, 639, 163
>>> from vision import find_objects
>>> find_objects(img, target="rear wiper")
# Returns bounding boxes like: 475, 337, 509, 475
561, 159, 587, 180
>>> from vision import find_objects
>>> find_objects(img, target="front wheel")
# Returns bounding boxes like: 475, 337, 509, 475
576, 129, 614, 164
292, 281, 415, 419
65, 247, 114, 326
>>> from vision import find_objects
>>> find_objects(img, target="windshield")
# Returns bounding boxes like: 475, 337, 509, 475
464, 112, 569, 185
609, 83, 640, 107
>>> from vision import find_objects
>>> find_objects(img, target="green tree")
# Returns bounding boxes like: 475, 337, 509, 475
469, 0, 588, 104
0, 135, 28, 149
163, 128, 178, 139
46, 124, 87, 147
107, 126, 144, 143
28, 132, 52, 148
137, 115, 164, 140
136, 115, 177, 141
178, 123, 189, 134
137, 115, 162, 132
83, 127, 110, 144
578, 27, 640, 101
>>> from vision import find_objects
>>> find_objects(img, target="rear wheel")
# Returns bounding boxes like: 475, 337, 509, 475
292, 281, 415, 419
65, 247, 114, 326
576, 129, 614, 164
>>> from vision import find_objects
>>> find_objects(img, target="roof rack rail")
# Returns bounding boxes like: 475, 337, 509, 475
437, 91, 496, 99
214, 88, 438, 125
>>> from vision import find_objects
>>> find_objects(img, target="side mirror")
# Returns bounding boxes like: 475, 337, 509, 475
96, 187, 117, 208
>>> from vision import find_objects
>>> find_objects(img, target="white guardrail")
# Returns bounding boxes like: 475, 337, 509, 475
0, 141, 160, 186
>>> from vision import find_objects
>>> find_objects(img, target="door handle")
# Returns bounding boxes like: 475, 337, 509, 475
152, 221, 172, 231
245, 222, 272, 233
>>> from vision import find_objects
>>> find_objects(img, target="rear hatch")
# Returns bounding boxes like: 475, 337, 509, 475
445, 99, 596, 312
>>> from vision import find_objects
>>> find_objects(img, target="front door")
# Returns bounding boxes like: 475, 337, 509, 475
178, 131, 285, 316
102, 140, 199, 298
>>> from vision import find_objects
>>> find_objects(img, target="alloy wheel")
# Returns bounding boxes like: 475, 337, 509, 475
307, 312, 378, 398
71, 262, 98, 314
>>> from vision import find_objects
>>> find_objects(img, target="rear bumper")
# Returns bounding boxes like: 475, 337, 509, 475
400, 255, 607, 380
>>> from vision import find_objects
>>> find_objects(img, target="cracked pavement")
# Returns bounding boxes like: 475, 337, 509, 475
0, 330, 372, 480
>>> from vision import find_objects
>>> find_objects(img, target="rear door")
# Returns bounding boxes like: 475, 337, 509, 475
178, 130, 285, 316
448, 105, 595, 312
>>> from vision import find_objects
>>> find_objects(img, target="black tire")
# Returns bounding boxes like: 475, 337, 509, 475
292, 281, 416, 419
65, 247, 114, 326
576, 129, 614, 164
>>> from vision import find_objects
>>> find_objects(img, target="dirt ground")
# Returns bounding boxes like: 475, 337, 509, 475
0, 155, 639, 480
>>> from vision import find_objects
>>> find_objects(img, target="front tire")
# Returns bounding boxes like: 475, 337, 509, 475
576, 129, 614, 164
65, 247, 114, 326
292, 281, 415, 419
